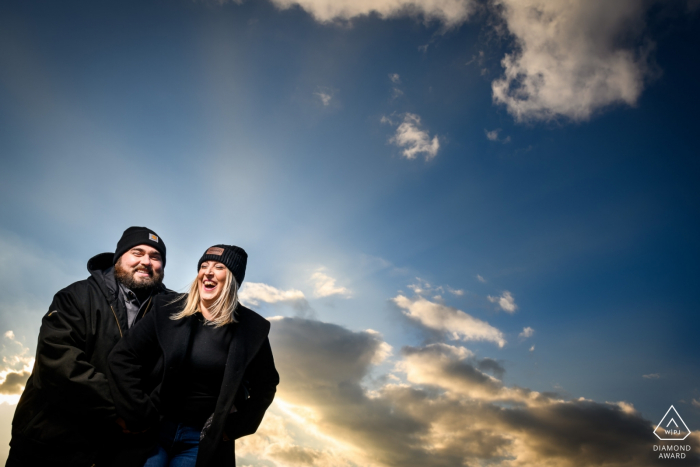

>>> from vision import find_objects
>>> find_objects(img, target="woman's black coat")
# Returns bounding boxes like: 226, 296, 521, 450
108, 294, 279, 467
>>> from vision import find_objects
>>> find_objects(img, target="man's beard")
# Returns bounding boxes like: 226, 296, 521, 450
114, 259, 164, 293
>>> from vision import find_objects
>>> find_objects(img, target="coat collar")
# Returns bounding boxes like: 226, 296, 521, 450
153, 295, 192, 370
217, 305, 271, 407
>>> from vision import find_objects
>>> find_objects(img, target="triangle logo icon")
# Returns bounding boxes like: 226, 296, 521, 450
654, 405, 691, 441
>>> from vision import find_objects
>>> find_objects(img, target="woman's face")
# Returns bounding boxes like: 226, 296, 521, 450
198, 261, 228, 305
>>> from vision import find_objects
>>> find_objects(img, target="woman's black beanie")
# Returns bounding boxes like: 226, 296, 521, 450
198, 245, 247, 285
114, 226, 166, 266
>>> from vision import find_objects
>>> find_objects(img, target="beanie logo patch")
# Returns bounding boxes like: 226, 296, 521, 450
149, 233, 159, 242
206, 247, 224, 256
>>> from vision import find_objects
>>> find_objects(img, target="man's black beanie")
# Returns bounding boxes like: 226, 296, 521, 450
114, 226, 167, 266
197, 245, 247, 285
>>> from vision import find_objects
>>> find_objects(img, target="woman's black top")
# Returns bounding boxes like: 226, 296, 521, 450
167, 313, 235, 426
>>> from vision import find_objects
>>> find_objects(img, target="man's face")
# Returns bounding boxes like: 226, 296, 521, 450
114, 245, 164, 291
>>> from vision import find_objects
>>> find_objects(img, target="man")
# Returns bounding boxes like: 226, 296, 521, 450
7, 227, 174, 467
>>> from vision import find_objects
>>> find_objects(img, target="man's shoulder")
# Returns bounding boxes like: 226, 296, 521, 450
46, 277, 107, 319
54, 276, 97, 299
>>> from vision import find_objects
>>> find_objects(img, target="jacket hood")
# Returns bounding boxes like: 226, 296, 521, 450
87, 252, 119, 304
87, 252, 115, 273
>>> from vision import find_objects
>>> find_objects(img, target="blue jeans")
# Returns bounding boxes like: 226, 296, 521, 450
143, 421, 201, 467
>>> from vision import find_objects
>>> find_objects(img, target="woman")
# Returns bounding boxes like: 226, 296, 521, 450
109, 244, 279, 467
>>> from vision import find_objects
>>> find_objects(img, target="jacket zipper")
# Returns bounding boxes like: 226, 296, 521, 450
142, 296, 153, 317
110, 296, 152, 338
109, 304, 123, 338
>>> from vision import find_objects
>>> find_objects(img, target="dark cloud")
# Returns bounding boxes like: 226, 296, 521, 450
499, 400, 700, 466
0, 369, 30, 394
269, 319, 429, 465
267, 444, 321, 465
266, 317, 700, 467
269, 318, 436, 466
402, 344, 503, 395
290, 298, 316, 319
379, 385, 514, 463
477, 357, 505, 379
269, 317, 383, 389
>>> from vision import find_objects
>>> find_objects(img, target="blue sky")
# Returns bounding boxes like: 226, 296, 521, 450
1, 0, 700, 465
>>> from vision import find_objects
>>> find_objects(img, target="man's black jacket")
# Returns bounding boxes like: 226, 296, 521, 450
108, 295, 279, 467
9, 253, 173, 466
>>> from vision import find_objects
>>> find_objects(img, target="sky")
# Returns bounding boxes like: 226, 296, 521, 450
1, 0, 700, 465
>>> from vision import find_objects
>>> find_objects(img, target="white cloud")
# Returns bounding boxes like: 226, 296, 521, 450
491, 0, 655, 122
466, 49, 485, 66
310, 269, 351, 298
484, 128, 511, 143
264, 0, 655, 124
642, 373, 660, 380
385, 113, 440, 161
314, 91, 332, 106
365, 329, 394, 364
0, 330, 34, 405
408, 278, 464, 297
388, 73, 404, 99
487, 291, 518, 313
239, 282, 306, 306
407, 278, 430, 295
476, 274, 486, 283
485, 129, 500, 141
393, 295, 506, 347
529, 345, 535, 352
519, 326, 534, 338
268, 0, 478, 28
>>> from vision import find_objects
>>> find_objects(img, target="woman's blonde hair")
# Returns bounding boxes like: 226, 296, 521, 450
170, 263, 239, 327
